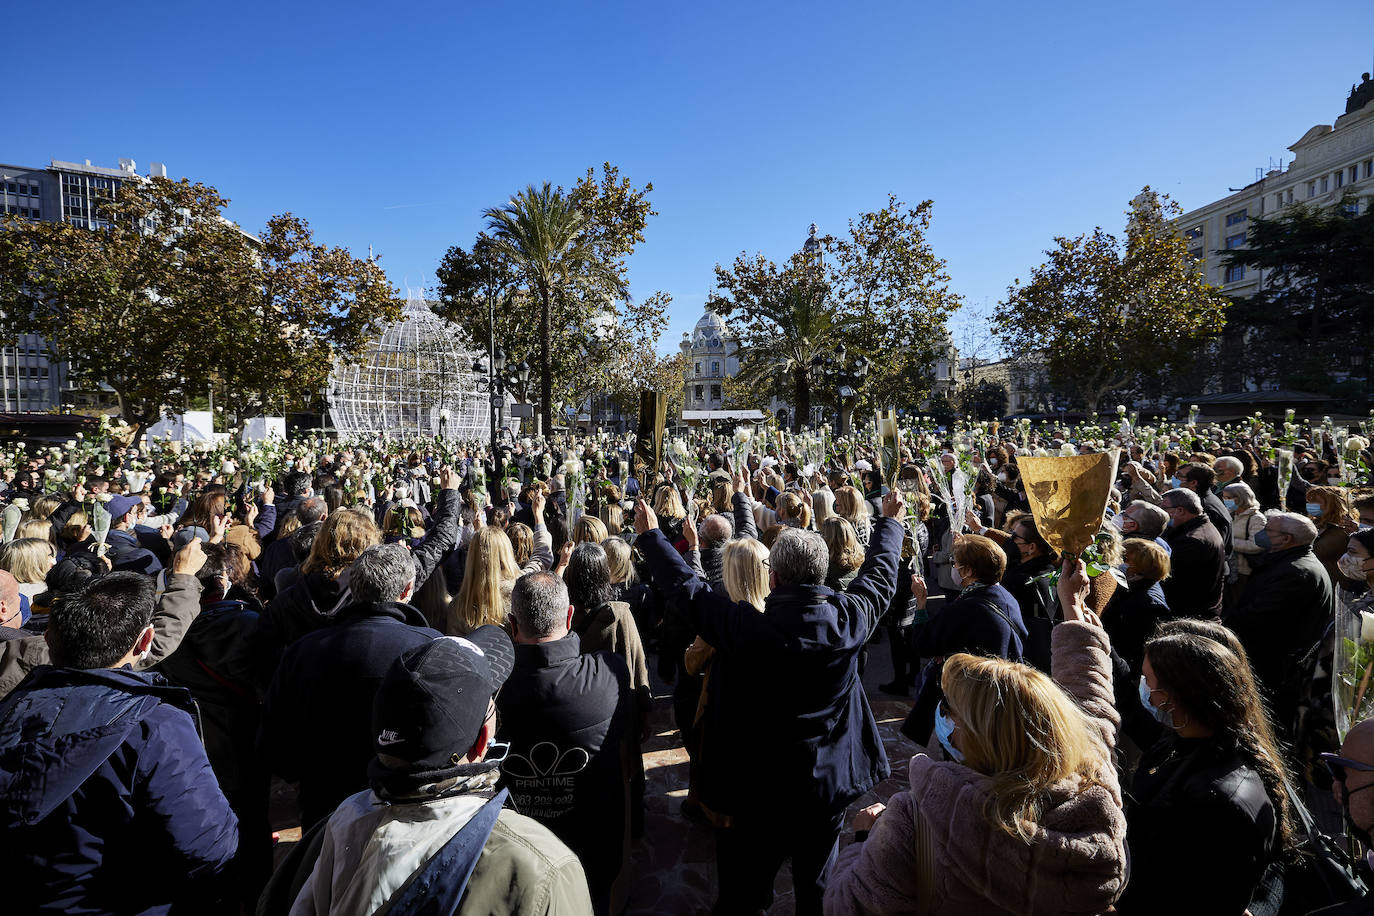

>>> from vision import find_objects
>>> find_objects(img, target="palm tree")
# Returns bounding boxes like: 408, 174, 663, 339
484, 183, 620, 433
732, 276, 841, 430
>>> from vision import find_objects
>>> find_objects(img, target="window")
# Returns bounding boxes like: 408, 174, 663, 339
1286, 189, 1294, 204
1225, 209, 1247, 226
1188, 246, 1205, 260
1225, 231, 1247, 249
1336, 170, 1345, 189
1321, 177, 1330, 192
1225, 264, 1246, 283
711, 361, 720, 376
694, 362, 700, 377
694, 385, 703, 400
1366, 160, 1373, 179
711, 385, 721, 401
1309, 181, 1318, 198
1345, 201, 1361, 216
1185, 224, 1204, 240
1351, 166, 1359, 184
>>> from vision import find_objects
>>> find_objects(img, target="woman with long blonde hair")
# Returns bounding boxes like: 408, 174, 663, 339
825, 559, 1127, 914
447, 525, 521, 635
264, 508, 381, 649
832, 485, 871, 547
0, 537, 57, 601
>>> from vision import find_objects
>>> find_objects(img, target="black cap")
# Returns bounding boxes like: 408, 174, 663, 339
371, 627, 515, 773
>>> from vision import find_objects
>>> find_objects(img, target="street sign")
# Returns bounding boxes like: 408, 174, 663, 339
489, 395, 503, 408
509, 403, 534, 418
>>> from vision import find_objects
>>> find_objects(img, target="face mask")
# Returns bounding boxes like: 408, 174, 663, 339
1223, 498, 1237, 511
934, 702, 965, 762
1111, 513, 1126, 530
1002, 539, 1022, 567
1338, 552, 1369, 581
1306, 502, 1322, 518
1169, 476, 1183, 489
987, 458, 998, 468
1254, 529, 1272, 550
997, 471, 1008, 482
1139, 676, 1175, 728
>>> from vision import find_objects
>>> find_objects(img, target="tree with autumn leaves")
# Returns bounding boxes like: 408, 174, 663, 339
0, 177, 397, 433
996, 188, 1230, 411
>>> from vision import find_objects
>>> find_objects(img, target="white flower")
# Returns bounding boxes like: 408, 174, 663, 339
1361, 611, 1374, 644
734, 427, 752, 444
65, 440, 77, 449
1059, 444, 1076, 457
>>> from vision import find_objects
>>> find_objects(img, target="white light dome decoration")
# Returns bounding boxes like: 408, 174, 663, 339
328, 290, 490, 439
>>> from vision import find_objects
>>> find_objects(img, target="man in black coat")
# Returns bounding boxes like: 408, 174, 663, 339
1161, 488, 1227, 621
1179, 463, 1233, 559
259, 541, 445, 829
1224, 510, 1333, 730
497, 571, 631, 916
635, 488, 904, 916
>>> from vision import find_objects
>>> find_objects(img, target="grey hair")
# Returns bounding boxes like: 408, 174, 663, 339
512, 571, 570, 639
1222, 482, 1258, 511
1266, 510, 1318, 546
769, 528, 830, 587
700, 514, 733, 548
1125, 500, 1170, 538
349, 543, 416, 604
1161, 487, 1202, 515
1214, 456, 1243, 478
298, 496, 328, 525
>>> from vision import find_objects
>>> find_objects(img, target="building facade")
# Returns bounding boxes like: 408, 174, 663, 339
679, 309, 740, 412
0, 157, 170, 411
1176, 73, 1374, 300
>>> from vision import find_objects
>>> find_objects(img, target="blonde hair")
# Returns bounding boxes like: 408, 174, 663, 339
821, 517, 863, 573
653, 485, 686, 519
448, 526, 520, 634
604, 537, 635, 585
15, 518, 55, 544
942, 653, 1105, 842
0, 537, 55, 585
28, 495, 62, 522
723, 539, 770, 611
776, 491, 812, 529
1124, 537, 1171, 582
599, 504, 624, 534
300, 508, 380, 578
1307, 485, 1359, 530
573, 515, 609, 545
833, 486, 869, 526
60, 510, 88, 544
506, 522, 533, 565
382, 504, 426, 540
811, 489, 835, 527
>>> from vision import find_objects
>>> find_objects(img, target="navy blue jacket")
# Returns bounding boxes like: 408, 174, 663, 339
258, 600, 441, 829
0, 666, 238, 914
638, 516, 902, 816
910, 581, 1028, 662
104, 527, 163, 576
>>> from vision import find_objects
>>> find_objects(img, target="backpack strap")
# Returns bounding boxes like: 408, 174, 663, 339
377, 788, 510, 916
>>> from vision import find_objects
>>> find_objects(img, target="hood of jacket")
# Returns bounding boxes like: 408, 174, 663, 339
0, 666, 196, 829
332, 599, 431, 629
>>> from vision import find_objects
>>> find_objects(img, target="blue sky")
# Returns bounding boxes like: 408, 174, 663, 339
9, 0, 1373, 355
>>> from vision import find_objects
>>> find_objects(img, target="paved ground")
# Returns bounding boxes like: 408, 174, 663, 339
268, 631, 923, 915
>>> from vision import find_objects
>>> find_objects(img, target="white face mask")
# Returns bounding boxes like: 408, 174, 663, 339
1338, 552, 1369, 581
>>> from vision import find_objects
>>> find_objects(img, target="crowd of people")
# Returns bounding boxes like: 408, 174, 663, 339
1, 414, 1374, 915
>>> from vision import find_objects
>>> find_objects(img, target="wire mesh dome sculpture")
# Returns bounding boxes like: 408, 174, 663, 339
328, 292, 490, 439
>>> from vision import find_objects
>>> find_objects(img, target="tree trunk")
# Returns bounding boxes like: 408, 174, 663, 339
792, 366, 810, 432
539, 285, 552, 436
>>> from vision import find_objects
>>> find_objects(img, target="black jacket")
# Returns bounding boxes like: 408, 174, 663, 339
1225, 544, 1333, 704
638, 516, 901, 817
258, 600, 441, 829
496, 635, 631, 907
1118, 734, 1280, 915
1102, 578, 1169, 675
1201, 487, 1234, 559
1162, 515, 1226, 620
909, 581, 1027, 662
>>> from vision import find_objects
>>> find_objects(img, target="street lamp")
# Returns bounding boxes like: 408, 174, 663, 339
473, 353, 530, 462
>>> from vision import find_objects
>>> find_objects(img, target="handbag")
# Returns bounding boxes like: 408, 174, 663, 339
1246, 779, 1368, 915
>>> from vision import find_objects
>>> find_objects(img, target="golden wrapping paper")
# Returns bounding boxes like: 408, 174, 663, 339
633, 391, 666, 494
1016, 450, 1119, 556
876, 409, 900, 486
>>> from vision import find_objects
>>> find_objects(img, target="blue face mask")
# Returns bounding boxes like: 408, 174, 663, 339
1306, 502, 1322, 518
1170, 476, 1183, 489
1223, 498, 1237, 511
1139, 676, 1175, 728
934, 701, 965, 762
1254, 529, 1272, 550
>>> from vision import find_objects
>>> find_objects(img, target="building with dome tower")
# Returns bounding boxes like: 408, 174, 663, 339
680, 309, 738, 411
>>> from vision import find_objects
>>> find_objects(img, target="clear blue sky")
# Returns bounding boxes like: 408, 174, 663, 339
9, 0, 1373, 355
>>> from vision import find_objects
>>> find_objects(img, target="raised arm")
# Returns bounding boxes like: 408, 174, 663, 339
136, 542, 208, 670
410, 469, 462, 590
731, 474, 758, 541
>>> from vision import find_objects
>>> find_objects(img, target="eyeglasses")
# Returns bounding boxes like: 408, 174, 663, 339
1321, 753, 1374, 785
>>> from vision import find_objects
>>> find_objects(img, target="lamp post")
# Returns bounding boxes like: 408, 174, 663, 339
473, 349, 530, 463
810, 343, 869, 436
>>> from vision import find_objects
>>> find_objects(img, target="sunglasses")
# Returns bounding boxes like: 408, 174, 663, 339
1321, 752, 1374, 785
